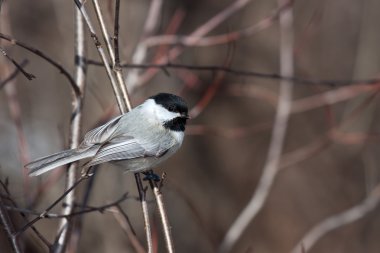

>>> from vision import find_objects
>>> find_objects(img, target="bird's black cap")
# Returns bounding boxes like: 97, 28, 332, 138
150, 93, 188, 116
150, 93, 189, 132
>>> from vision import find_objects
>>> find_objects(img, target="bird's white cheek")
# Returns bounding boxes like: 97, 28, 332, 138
172, 131, 185, 144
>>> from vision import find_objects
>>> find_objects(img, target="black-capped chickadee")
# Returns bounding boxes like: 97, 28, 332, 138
26, 93, 189, 176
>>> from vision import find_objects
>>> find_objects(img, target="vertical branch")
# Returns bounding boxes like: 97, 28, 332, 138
74, 1, 155, 251
91, 0, 132, 110
113, 0, 121, 67
53, 4, 87, 253
153, 186, 174, 253
218, 0, 294, 252
91, 1, 154, 251
126, 0, 163, 93
73, 0, 129, 113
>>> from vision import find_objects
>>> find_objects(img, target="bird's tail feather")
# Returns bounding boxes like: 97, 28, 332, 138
26, 146, 99, 176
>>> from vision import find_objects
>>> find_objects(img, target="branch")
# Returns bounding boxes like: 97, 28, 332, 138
74, 1, 155, 251
0, 47, 35, 80
53, 4, 87, 252
143, 1, 291, 48
0, 59, 28, 89
88, 60, 380, 87
218, 1, 294, 251
290, 185, 380, 253
111, 205, 147, 253
0, 186, 22, 253
130, 0, 255, 91
0, 33, 80, 96
73, 0, 130, 113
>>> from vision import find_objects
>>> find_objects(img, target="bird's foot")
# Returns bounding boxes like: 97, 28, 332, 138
142, 171, 160, 182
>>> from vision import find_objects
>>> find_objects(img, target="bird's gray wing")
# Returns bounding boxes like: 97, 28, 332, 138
81, 115, 123, 146
86, 135, 168, 167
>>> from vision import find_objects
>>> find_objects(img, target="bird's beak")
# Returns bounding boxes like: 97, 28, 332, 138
182, 114, 191, 120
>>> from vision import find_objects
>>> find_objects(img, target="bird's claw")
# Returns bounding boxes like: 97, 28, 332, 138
142, 171, 160, 182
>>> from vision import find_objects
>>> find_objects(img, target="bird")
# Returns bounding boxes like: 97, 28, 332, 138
26, 93, 189, 176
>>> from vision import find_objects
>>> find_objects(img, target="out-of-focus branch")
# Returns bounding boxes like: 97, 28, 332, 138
143, 1, 291, 48
131, 0, 254, 90
126, 0, 163, 93
218, 1, 294, 252
0, 5, 33, 205
291, 184, 380, 253
88, 59, 380, 87
291, 83, 380, 113
53, 4, 87, 253
189, 50, 231, 118
110, 205, 147, 253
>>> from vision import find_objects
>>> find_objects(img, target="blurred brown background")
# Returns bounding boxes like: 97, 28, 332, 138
1, 0, 380, 252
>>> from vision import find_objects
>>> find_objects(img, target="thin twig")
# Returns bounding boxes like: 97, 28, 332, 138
15, 175, 89, 237
0, 33, 80, 96
5, 193, 130, 219
88, 60, 380, 87
0, 181, 51, 249
111, 205, 147, 253
0, 187, 22, 253
53, 4, 87, 252
0, 47, 34, 80
91, 0, 132, 111
218, 1, 294, 252
0, 59, 28, 89
73, 0, 129, 112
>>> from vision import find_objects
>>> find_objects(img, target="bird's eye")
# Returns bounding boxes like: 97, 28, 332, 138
168, 106, 176, 112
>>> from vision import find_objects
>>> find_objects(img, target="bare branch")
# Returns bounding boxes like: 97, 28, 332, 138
143, 1, 291, 48
0, 188, 22, 253
291, 185, 380, 253
130, 0, 255, 91
0, 59, 28, 89
73, 0, 130, 113
0, 33, 80, 96
111, 205, 147, 253
0, 47, 35, 80
88, 60, 380, 87
218, 1, 294, 251
53, 4, 87, 253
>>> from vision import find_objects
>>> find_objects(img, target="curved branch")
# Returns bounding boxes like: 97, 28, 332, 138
0, 32, 80, 96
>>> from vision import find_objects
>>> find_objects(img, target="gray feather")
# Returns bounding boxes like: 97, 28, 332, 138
27, 146, 99, 176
